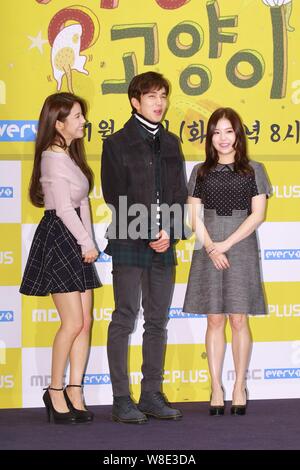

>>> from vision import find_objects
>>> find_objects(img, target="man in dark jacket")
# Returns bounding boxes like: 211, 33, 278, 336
101, 71, 187, 424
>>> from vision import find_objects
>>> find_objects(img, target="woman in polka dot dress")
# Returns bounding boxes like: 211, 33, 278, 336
183, 108, 271, 416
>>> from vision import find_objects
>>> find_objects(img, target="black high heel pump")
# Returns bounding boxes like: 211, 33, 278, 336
209, 387, 225, 416
231, 388, 248, 416
64, 385, 94, 423
42, 387, 77, 424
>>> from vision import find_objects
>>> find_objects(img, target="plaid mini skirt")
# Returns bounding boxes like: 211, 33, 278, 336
20, 209, 101, 296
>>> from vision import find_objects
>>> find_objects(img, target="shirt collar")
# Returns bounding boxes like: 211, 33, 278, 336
214, 162, 235, 172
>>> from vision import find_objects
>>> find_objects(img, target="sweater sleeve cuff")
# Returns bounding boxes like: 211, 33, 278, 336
81, 238, 96, 255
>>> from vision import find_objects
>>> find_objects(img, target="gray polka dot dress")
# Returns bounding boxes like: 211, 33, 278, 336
183, 161, 272, 315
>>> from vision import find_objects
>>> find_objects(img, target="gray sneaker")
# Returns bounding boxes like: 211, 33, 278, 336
138, 391, 182, 420
112, 395, 148, 424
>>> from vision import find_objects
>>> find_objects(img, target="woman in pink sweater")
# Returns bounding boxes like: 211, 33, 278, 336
20, 93, 101, 424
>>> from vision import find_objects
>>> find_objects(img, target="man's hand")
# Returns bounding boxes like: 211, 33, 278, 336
149, 230, 170, 253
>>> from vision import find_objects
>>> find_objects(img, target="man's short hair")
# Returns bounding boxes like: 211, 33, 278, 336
128, 72, 169, 112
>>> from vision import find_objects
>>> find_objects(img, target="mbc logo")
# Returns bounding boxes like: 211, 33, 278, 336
32, 308, 113, 322
30, 375, 62, 387
32, 309, 59, 322
128, 370, 209, 385
0, 252, 13, 264
0, 187, 13, 198
227, 369, 263, 380
163, 369, 209, 384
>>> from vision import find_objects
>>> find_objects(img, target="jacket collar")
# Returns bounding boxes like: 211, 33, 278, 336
123, 116, 167, 147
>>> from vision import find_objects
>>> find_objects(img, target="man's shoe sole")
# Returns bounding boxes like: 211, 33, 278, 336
112, 414, 148, 424
139, 410, 182, 420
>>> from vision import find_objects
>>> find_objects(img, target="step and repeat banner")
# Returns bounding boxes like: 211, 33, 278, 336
0, 0, 300, 408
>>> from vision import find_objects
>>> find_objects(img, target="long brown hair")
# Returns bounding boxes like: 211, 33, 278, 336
198, 107, 253, 179
29, 92, 94, 207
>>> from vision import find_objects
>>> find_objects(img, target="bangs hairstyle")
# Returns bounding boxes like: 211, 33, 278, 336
128, 71, 169, 112
29, 92, 94, 207
198, 107, 254, 179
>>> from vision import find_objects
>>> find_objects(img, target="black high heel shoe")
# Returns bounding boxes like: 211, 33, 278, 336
209, 387, 225, 416
42, 387, 77, 424
64, 385, 94, 423
231, 388, 248, 416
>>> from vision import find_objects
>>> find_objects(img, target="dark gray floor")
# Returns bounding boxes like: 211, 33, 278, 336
0, 399, 299, 451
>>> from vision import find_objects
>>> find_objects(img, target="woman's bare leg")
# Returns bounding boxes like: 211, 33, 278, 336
229, 313, 251, 405
205, 314, 226, 405
49, 291, 84, 412
67, 289, 93, 410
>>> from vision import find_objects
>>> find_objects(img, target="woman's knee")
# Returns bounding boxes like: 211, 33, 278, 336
207, 314, 226, 329
229, 314, 247, 331
81, 315, 93, 334
61, 319, 84, 338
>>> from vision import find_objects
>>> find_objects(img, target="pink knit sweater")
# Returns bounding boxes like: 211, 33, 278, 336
40, 151, 95, 254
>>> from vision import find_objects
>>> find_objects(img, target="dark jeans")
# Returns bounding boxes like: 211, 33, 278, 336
107, 255, 175, 396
